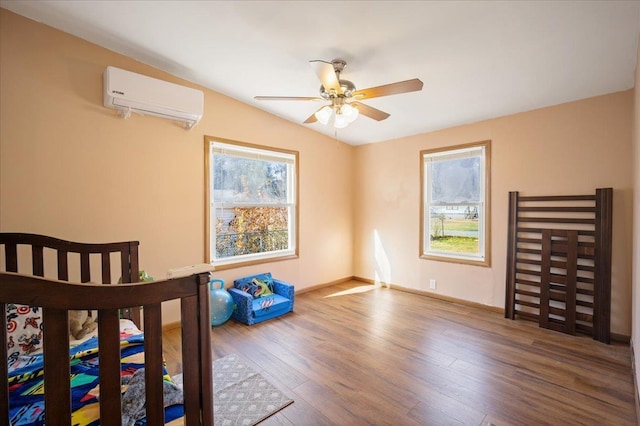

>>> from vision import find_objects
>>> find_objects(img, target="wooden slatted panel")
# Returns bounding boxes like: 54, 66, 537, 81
564, 231, 578, 335
121, 242, 142, 326
0, 234, 144, 422
1, 270, 210, 426
518, 217, 595, 224
144, 303, 164, 424
519, 194, 595, 201
120, 249, 131, 283
538, 230, 552, 329
515, 277, 541, 287
515, 278, 595, 297
505, 189, 612, 343
57, 250, 69, 281
43, 308, 71, 425
517, 227, 596, 236
4, 243, 17, 272
515, 299, 540, 309
537, 230, 580, 335
515, 288, 539, 298
101, 252, 112, 284
505, 191, 518, 320
519, 206, 595, 212
180, 273, 214, 425
547, 306, 593, 323
32, 245, 44, 277
516, 256, 595, 273
98, 309, 122, 426
515, 310, 538, 321
0, 234, 142, 325
80, 252, 91, 283
129, 242, 139, 279
181, 295, 200, 425
594, 188, 613, 343
197, 274, 214, 426
0, 235, 216, 425
514, 244, 595, 258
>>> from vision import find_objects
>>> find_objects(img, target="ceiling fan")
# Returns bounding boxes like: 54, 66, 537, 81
254, 59, 423, 129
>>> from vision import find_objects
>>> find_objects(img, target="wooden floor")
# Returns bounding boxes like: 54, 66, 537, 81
163, 281, 637, 425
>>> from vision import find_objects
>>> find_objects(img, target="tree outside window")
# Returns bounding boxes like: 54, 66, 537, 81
206, 137, 298, 267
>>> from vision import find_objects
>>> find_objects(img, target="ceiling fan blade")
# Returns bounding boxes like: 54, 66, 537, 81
351, 101, 390, 121
309, 60, 342, 94
352, 78, 423, 100
255, 96, 323, 101
303, 112, 318, 124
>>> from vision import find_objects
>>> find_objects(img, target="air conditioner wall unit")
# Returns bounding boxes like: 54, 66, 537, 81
103, 66, 204, 129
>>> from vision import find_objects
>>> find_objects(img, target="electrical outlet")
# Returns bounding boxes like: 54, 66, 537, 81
429, 279, 436, 290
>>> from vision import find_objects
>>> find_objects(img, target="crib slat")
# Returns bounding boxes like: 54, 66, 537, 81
80, 252, 90, 283
43, 308, 71, 425
57, 250, 69, 281
129, 243, 141, 326
181, 295, 199, 425
198, 275, 214, 426
5, 243, 17, 272
101, 252, 112, 283
119, 250, 130, 283
129, 242, 139, 280
98, 309, 122, 425
144, 303, 164, 424
32, 245, 44, 277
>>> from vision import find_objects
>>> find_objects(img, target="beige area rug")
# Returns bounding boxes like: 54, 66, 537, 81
173, 353, 294, 426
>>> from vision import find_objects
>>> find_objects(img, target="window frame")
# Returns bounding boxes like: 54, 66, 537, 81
420, 140, 491, 267
205, 136, 299, 269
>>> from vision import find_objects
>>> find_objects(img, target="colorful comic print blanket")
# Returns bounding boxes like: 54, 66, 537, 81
8, 330, 184, 425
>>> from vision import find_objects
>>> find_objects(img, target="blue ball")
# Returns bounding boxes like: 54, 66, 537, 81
210, 279, 234, 326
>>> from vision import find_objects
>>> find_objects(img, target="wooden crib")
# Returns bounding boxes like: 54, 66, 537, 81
0, 233, 213, 425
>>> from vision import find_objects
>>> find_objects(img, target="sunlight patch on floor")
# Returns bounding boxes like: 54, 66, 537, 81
324, 230, 392, 298
323, 284, 379, 298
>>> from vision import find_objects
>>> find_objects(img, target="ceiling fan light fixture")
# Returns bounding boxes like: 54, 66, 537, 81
315, 105, 333, 125
342, 103, 359, 121
334, 112, 350, 129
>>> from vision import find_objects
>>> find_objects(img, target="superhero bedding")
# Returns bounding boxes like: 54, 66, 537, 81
7, 319, 185, 426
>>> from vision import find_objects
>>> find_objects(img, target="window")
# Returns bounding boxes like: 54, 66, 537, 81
205, 137, 298, 268
420, 141, 490, 266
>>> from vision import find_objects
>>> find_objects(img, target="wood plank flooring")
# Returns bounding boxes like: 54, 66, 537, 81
162, 281, 637, 425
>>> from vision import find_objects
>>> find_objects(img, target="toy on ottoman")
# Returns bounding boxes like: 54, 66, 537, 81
228, 272, 294, 325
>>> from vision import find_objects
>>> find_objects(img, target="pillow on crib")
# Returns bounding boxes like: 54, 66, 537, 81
6, 304, 43, 360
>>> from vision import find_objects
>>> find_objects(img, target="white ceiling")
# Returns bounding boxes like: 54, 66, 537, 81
2, 1, 640, 146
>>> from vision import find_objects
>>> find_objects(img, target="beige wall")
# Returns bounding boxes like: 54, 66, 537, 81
0, 10, 354, 323
1, 9, 636, 338
354, 91, 634, 336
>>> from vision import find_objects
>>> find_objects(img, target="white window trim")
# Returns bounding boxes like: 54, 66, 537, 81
420, 140, 491, 267
205, 136, 299, 269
